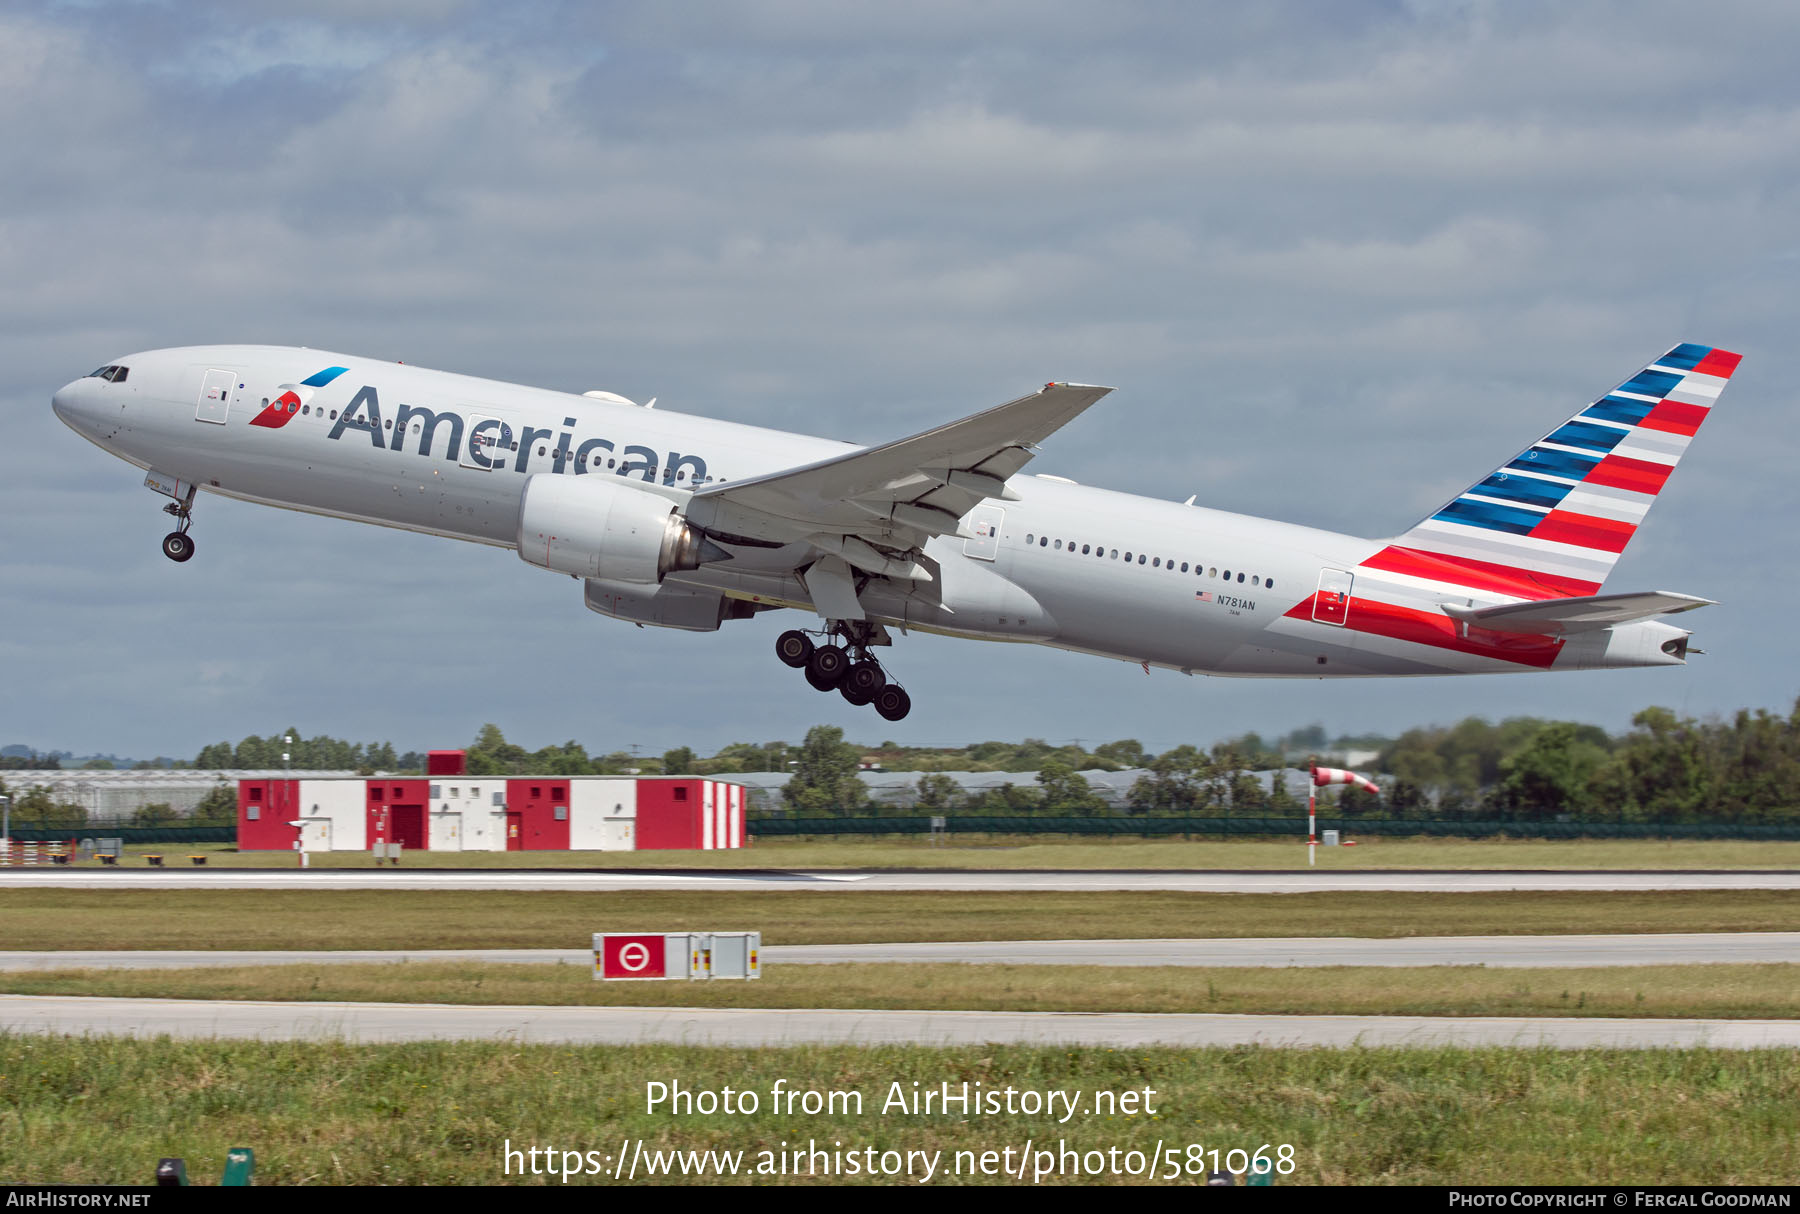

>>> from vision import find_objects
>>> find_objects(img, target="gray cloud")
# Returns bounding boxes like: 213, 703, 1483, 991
5, 0, 1798, 759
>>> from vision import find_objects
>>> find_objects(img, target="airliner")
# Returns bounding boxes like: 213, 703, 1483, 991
52, 342, 1739, 721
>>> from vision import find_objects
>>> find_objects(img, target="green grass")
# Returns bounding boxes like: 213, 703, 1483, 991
2, 1036, 1794, 1184
111, 836, 1800, 870
7, 888, 1800, 950
8, 960, 1800, 1019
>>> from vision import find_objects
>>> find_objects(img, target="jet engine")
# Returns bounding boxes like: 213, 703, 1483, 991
516, 474, 727, 583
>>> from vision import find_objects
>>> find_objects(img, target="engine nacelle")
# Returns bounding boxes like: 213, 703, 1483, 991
516, 474, 721, 583
584, 578, 763, 633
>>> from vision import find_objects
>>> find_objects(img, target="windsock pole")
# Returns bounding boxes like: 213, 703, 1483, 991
1308, 777, 1316, 868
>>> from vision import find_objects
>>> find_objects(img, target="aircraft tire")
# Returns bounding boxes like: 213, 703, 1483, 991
162, 532, 195, 563
807, 644, 849, 688
846, 660, 886, 696
874, 686, 911, 722
776, 630, 814, 668
839, 681, 873, 707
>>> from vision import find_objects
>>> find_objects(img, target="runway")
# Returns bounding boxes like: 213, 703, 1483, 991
2, 932, 1796, 971
5, 868, 1800, 893
3, 993, 1796, 1048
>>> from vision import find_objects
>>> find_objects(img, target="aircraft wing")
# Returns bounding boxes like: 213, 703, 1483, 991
684, 382, 1112, 580
1442, 591, 1714, 636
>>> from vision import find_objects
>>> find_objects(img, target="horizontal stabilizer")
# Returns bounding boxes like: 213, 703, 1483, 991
1442, 591, 1714, 635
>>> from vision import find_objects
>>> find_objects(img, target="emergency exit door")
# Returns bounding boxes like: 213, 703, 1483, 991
963, 505, 1004, 561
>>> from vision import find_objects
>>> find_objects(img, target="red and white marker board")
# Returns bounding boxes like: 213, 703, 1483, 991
593, 932, 698, 981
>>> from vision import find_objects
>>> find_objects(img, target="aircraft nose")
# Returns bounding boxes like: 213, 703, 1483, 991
52, 379, 80, 423
52, 377, 101, 437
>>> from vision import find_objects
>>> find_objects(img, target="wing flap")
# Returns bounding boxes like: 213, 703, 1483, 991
1443, 590, 1714, 635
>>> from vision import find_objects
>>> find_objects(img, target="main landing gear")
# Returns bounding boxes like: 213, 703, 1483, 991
776, 623, 912, 721
160, 490, 196, 563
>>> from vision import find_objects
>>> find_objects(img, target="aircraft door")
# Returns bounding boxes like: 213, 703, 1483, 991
963, 505, 1004, 561
1313, 568, 1354, 626
195, 368, 236, 424
460, 415, 512, 470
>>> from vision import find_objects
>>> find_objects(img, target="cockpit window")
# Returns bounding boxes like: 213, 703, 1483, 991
85, 365, 129, 382
107, 366, 128, 383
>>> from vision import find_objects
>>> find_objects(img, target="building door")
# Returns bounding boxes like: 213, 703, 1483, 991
299, 818, 331, 852
505, 811, 523, 851
1313, 569, 1354, 627
195, 368, 236, 424
389, 805, 426, 850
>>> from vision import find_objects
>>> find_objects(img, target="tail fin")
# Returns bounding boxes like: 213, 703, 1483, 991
1365, 343, 1741, 600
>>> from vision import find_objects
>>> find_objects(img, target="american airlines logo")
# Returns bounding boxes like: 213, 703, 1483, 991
251, 366, 346, 430
315, 381, 710, 486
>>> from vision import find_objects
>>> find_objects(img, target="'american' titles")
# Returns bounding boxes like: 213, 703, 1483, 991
324, 384, 709, 487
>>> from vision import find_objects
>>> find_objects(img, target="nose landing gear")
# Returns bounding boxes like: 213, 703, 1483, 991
774, 622, 912, 720
160, 490, 196, 563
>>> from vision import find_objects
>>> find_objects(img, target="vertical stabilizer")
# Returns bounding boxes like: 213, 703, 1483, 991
1364, 344, 1740, 600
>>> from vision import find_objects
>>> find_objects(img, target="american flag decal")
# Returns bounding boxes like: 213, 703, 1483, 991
1196, 590, 1212, 603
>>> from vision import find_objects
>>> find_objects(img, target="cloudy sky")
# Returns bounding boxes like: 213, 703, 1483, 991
6, 0, 1798, 762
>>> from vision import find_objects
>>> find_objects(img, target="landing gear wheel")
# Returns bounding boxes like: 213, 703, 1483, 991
161, 531, 195, 563
845, 660, 886, 697
839, 681, 873, 707
776, 630, 815, 668
806, 644, 849, 688
873, 685, 912, 722
804, 666, 837, 693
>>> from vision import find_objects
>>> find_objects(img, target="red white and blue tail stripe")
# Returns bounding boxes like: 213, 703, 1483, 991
1364, 344, 1740, 601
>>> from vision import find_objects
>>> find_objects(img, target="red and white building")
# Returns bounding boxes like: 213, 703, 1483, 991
236, 751, 745, 853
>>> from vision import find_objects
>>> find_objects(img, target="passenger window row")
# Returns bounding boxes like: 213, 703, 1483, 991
1021, 532, 1272, 589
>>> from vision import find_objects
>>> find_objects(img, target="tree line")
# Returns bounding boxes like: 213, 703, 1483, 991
8, 698, 1800, 826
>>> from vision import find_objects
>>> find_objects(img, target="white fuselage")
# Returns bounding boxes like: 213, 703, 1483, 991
51, 345, 1690, 679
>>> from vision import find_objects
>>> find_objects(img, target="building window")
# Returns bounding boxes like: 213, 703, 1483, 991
674, 786, 689, 802
554, 805, 568, 821
247, 806, 260, 820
